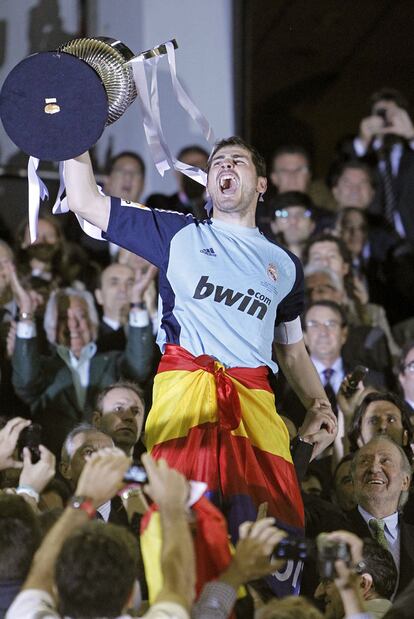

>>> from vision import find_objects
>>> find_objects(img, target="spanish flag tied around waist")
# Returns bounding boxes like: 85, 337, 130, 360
145, 344, 305, 595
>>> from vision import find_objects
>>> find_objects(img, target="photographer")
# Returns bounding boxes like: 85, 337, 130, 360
315, 533, 396, 618
353, 88, 414, 243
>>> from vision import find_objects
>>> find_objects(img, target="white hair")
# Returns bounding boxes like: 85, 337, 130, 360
304, 263, 344, 291
43, 287, 99, 344
61, 423, 96, 462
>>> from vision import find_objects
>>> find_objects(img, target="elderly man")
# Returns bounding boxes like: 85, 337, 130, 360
63, 136, 338, 596
346, 435, 414, 595
10, 267, 153, 456
59, 424, 131, 525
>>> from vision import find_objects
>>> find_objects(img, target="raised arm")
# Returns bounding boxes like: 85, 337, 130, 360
65, 152, 111, 232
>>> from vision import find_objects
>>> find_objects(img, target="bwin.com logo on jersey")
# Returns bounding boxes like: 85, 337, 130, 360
193, 276, 271, 320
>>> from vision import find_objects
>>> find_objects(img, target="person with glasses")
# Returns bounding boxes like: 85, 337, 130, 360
269, 191, 316, 260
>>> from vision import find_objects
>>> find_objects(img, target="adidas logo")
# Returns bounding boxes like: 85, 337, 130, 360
200, 247, 217, 257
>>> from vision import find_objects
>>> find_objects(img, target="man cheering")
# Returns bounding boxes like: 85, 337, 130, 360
64, 137, 335, 595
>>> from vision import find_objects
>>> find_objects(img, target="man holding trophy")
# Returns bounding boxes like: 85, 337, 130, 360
0, 37, 336, 596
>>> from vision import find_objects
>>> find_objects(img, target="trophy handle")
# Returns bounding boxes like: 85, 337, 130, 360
133, 39, 178, 61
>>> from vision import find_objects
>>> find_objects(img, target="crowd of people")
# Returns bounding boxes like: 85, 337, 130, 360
0, 87, 414, 618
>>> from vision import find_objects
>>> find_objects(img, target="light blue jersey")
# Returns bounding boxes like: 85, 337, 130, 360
104, 198, 304, 371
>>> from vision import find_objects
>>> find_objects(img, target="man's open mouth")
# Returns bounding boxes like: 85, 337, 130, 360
218, 172, 239, 195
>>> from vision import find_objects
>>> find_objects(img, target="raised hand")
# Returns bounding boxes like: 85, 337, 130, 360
19, 445, 56, 494
75, 447, 130, 508
0, 417, 31, 470
142, 453, 189, 510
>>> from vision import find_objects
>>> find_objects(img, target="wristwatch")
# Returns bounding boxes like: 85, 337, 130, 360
19, 311, 34, 321
69, 495, 97, 519
130, 302, 146, 310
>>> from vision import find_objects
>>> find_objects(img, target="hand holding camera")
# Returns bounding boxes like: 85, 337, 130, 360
19, 444, 56, 495
0, 417, 31, 471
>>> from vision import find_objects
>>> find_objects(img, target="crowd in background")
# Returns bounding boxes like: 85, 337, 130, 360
1, 87, 414, 617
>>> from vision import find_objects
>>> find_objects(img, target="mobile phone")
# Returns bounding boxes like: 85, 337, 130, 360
348, 365, 368, 391
17, 424, 42, 463
123, 464, 148, 484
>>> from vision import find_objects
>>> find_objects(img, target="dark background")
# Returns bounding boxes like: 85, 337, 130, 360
237, 0, 414, 176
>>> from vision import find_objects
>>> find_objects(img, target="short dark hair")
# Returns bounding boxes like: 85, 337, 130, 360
271, 145, 311, 169
348, 391, 414, 460
329, 159, 376, 190
56, 522, 140, 618
0, 495, 41, 580
361, 538, 397, 600
270, 191, 315, 217
177, 144, 209, 162
95, 381, 144, 414
332, 452, 355, 486
302, 233, 352, 267
107, 151, 146, 177
370, 88, 409, 112
303, 300, 348, 328
207, 136, 266, 178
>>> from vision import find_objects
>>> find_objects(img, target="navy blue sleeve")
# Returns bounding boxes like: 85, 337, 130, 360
275, 252, 305, 325
102, 197, 195, 267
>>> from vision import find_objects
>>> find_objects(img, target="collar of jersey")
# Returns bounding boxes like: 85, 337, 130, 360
210, 217, 260, 236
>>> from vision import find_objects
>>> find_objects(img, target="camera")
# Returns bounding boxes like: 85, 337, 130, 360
274, 537, 314, 562
317, 535, 351, 579
274, 534, 351, 579
16, 423, 42, 464
123, 464, 147, 484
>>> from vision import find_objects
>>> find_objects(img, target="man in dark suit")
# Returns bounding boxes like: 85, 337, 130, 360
92, 381, 145, 459
95, 261, 157, 353
277, 300, 388, 431
346, 435, 414, 596
59, 424, 128, 526
350, 88, 414, 243
10, 270, 153, 456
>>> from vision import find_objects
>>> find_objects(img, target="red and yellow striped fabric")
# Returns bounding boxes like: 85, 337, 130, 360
145, 344, 304, 535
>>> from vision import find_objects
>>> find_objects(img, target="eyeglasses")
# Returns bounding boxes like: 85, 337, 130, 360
305, 319, 342, 330
403, 361, 414, 373
275, 209, 311, 219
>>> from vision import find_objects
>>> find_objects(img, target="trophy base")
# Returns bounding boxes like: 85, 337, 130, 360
0, 51, 108, 161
